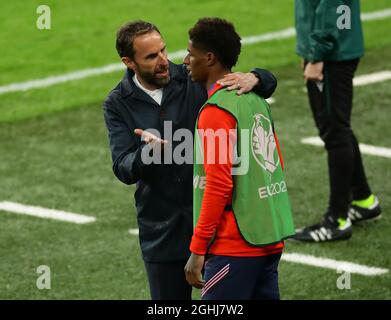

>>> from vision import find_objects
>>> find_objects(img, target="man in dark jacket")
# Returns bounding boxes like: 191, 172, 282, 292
103, 20, 277, 300
293, 0, 381, 242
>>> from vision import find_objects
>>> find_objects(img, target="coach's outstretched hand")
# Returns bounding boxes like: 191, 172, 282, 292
184, 253, 205, 289
134, 129, 168, 145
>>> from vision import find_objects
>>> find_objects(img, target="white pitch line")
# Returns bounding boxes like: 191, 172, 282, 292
0, 63, 125, 95
0, 8, 390, 95
266, 97, 275, 104
241, 27, 295, 45
126, 229, 388, 276
282, 252, 389, 276
361, 8, 391, 21
301, 136, 391, 159
353, 70, 391, 86
300, 70, 391, 92
0, 201, 96, 224
128, 228, 139, 235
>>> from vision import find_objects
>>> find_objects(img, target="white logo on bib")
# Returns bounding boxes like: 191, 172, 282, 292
251, 113, 279, 175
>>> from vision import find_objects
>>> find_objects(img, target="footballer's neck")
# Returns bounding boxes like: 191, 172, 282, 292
206, 67, 231, 91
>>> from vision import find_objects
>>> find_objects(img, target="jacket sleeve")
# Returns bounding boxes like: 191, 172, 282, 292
308, 0, 344, 62
250, 68, 277, 99
180, 62, 277, 100
103, 96, 150, 185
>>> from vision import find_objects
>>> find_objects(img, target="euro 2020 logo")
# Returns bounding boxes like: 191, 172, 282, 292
251, 113, 279, 177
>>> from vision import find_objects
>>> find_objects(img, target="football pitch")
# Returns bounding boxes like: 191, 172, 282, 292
0, 0, 390, 299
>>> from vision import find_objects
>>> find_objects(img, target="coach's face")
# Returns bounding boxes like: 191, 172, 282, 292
124, 31, 170, 90
183, 40, 209, 83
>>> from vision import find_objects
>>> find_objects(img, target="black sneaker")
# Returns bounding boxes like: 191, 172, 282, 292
348, 196, 382, 224
291, 215, 352, 242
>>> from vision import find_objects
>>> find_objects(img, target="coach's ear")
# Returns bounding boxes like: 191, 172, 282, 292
206, 52, 217, 67
121, 57, 136, 71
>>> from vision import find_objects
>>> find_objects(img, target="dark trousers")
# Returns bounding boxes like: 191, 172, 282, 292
201, 253, 281, 300
306, 59, 372, 219
144, 259, 192, 300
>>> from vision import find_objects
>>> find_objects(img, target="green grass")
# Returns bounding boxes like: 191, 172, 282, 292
1, 0, 391, 123
0, 0, 390, 299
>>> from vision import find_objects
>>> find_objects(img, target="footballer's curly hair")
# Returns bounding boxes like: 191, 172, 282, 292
116, 20, 160, 58
188, 17, 241, 69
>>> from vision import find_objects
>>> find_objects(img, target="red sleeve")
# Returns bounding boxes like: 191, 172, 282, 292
274, 132, 284, 170
190, 105, 237, 255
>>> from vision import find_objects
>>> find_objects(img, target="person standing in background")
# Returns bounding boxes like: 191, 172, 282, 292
293, 0, 381, 242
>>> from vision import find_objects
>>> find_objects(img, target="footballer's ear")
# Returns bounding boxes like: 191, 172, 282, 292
121, 57, 136, 70
206, 52, 217, 67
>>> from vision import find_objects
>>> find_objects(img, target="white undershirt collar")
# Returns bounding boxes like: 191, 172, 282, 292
132, 74, 163, 106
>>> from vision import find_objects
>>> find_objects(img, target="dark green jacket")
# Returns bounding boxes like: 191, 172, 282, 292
295, 0, 364, 62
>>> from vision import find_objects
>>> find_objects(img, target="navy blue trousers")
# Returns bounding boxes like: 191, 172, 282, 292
144, 259, 192, 300
201, 253, 282, 300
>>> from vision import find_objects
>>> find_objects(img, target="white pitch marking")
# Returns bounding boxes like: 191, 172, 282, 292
0, 201, 96, 224
353, 70, 391, 86
301, 136, 391, 159
282, 252, 389, 276
126, 228, 388, 276
128, 228, 139, 235
241, 27, 295, 45
0, 8, 390, 95
266, 97, 275, 104
361, 8, 391, 21
0, 63, 124, 95
301, 70, 391, 93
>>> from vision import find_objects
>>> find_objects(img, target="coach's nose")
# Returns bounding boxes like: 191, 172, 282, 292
159, 51, 169, 67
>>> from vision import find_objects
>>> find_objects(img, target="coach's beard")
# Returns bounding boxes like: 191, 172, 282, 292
139, 68, 170, 89
154, 74, 170, 87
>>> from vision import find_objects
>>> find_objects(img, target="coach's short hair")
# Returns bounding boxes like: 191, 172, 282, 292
188, 17, 241, 69
116, 20, 160, 58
